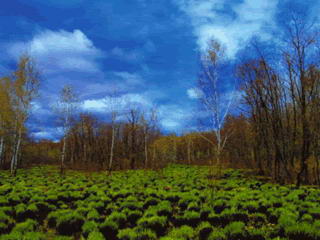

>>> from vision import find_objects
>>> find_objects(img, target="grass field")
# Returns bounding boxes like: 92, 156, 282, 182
0, 165, 319, 240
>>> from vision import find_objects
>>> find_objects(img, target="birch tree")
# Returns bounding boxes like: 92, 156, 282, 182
10, 55, 40, 176
140, 107, 158, 168
104, 89, 125, 173
197, 39, 237, 177
57, 85, 78, 175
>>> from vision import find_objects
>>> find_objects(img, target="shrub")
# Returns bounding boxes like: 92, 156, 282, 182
308, 207, 320, 220
187, 202, 200, 212
137, 215, 167, 235
107, 212, 127, 228
208, 213, 224, 227
164, 193, 181, 203
143, 197, 160, 209
178, 195, 198, 210
11, 219, 37, 233
224, 221, 247, 240
167, 225, 195, 240
0, 211, 14, 234
135, 228, 157, 240
88, 201, 105, 214
221, 208, 249, 224
207, 230, 226, 240
21, 232, 46, 240
15, 203, 38, 221
87, 209, 100, 221
99, 219, 119, 239
278, 210, 298, 229
197, 221, 213, 240
54, 211, 85, 235
213, 200, 227, 214
156, 201, 172, 217
127, 210, 143, 225
87, 231, 105, 240
285, 222, 314, 240
82, 220, 98, 238
246, 227, 266, 240
121, 201, 143, 211
249, 213, 267, 226
175, 211, 201, 227
241, 201, 259, 213
301, 214, 313, 223
117, 228, 138, 240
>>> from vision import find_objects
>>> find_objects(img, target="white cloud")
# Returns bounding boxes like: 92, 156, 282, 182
175, 0, 279, 58
8, 29, 103, 73
187, 87, 202, 99
33, 131, 53, 139
110, 47, 141, 62
158, 104, 193, 131
82, 93, 152, 113
113, 72, 144, 86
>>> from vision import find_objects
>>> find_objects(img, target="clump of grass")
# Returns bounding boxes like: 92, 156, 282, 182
82, 220, 98, 238
47, 209, 84, 235
300, 214, 313, 223
197, 221, 213, 240
156, 201, 172, 217
137, 215, 167, 235
166, 225, 195, 240
175, 210, 201, 227
87, 209, 100, 221
223, 221, 247, 239
126, 210, 143, 225
117, 228, 138, 240
207, 231, 226, 240
285, 222, 315, 240
87, 231, 105, 240
99, 218, 119, 239
143, 197, 160, 209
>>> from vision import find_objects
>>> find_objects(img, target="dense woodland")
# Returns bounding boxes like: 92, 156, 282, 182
1, 15, 320, 187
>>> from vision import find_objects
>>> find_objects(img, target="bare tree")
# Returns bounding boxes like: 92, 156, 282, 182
197, 39, 237, 177
104, 89, 125, 173
140, 107, 158, 168
56, 85, 78, 175
10, 55, 40, 176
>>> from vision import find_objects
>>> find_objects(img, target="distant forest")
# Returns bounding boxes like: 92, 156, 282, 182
1, 15, 320, 187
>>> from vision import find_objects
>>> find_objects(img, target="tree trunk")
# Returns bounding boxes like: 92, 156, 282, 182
11, 127, 22, 176
108, 125, 115, 172
144, 127, 148, 168
61, 136, 66, 175
0, 136, 4, 167
187, 137, 191, 165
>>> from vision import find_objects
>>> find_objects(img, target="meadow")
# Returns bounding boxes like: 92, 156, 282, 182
0, 165, 319, 240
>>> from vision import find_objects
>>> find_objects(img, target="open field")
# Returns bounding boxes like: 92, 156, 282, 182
0, 165, 319, 240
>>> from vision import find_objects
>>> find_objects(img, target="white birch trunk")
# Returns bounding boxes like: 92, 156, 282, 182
61, 136, 66, 174
10, 120, 18, 176
14, 128, 22, 173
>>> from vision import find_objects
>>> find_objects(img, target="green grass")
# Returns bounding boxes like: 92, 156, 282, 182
0, 164, 319, 239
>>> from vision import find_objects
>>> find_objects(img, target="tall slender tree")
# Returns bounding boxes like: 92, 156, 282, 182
10, 55, 40, 176
56, 85, 78, 175
197, 39, 237, 177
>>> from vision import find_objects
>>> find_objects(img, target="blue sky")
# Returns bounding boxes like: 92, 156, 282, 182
0, 0, 318, 140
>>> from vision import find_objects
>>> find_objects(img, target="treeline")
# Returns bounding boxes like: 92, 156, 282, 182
19, 113, 246, 172
21, 112, 215, 171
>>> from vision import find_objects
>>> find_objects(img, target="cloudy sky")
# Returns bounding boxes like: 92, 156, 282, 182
0, 0, 316, 139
